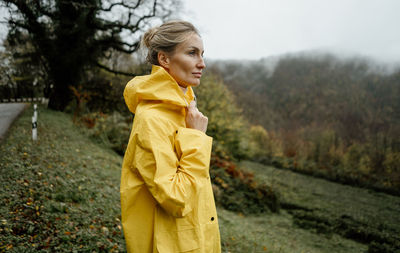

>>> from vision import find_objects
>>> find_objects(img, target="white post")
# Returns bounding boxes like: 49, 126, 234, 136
33, 104, 38, 121
32, 116, 37, 141
32, 104, 38, 141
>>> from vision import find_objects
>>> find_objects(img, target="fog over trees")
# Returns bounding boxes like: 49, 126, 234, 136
207, 54, 400, 194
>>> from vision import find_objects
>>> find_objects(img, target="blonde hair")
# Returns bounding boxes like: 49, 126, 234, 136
141, 20, 199, 65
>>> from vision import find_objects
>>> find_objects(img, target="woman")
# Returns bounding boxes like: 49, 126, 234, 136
120, 20, 221, 252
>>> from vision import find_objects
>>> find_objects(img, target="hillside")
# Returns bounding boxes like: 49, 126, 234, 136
208, 54, 400, 195
0, 105, 125, 252
239, 161, 400, 252
1, 105, 399, 252
209, 55, 400, 134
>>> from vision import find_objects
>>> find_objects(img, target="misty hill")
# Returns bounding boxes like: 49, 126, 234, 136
207, 53, 400, 195
209, 54, 399, 138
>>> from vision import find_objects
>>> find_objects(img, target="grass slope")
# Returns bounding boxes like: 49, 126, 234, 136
218, 208, 367, 253
239, 161, 400, 252
0, 105, 124, 252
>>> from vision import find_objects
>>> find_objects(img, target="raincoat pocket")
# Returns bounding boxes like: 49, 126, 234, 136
156, 227, 200, 252
177, 227, 201, 252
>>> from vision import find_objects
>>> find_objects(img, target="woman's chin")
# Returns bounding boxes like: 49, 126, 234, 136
179, 78, 201, 87
189, 79, 201, 87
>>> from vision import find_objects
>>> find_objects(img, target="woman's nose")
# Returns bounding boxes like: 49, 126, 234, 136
197, 57, 206, 69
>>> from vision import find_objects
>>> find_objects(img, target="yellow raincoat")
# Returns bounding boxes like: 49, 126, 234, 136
120, 65, 221, 252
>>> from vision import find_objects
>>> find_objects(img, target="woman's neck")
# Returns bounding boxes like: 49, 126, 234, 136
179, 85, 187, 94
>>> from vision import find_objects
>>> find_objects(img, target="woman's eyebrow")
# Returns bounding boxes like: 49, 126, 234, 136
187, 46, 201, 51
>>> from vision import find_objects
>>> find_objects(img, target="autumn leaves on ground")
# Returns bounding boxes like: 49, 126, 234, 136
0, 107, 124, 252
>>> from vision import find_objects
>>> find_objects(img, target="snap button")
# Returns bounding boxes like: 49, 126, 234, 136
211, 217, 214, 221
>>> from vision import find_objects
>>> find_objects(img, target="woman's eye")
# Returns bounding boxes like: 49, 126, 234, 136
188, 51, 196, 55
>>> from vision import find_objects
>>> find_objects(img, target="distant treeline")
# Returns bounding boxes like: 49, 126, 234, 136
208, 54, 400, 195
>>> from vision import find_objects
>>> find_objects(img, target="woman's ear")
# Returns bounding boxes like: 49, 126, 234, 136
158, 51, 170, 69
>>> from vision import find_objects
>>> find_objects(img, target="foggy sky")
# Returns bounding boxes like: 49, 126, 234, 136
182, 0, 400, 63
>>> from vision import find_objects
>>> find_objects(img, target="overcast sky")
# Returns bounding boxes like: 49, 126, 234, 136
181, 0, 400, 64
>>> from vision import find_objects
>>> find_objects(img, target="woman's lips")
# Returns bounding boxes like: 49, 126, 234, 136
193, 72, 202, 78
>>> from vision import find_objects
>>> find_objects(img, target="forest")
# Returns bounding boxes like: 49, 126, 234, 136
208, 55, 400, 195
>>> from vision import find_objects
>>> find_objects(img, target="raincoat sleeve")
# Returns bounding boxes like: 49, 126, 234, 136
133, 113, 212, 218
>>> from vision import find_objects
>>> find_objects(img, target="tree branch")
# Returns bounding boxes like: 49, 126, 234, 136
109, 40, 140, 54
8, 19, 30, 30
130, 0, 158, 31
95, 0, 157, 32
34, 1, 56, 19
96, 62, 137, 77
4, 0, 48, 39
100, 0, 143, 12
94, 33, 141, 54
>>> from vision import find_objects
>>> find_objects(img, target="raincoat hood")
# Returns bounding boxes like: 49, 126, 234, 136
124, 65, 195, 114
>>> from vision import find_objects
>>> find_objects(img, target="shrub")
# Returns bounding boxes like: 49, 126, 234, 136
248, 125, 274, 160
82, 112, 132, 155
194, 74, 254, 160
383, 152, 400, 174
343, 143, 364, 173
210, 155, 280, 214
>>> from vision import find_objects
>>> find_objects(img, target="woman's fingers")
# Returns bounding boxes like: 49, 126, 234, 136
186, 100, 208, 133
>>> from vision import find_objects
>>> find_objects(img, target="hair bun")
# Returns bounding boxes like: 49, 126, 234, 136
142, 27, 158, 49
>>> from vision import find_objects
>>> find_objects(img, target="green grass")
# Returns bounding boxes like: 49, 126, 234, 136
218, 208, 367, 253
1, 105, 398, 253
0, 105, 124, 252
239, 161, 400, 253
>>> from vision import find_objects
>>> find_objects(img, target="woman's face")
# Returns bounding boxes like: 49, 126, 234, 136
161, 33, 205, 87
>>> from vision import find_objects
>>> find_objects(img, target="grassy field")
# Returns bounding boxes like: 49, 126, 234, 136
0, 105, 125, 252
238, 161, 400, 253
0, 105, 399, 252
218, 208, 368, 253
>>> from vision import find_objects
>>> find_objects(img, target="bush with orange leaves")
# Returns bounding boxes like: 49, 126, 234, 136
210, 155, 280, 214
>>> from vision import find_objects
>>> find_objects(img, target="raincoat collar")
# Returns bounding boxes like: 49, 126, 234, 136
124, 65, 195, 114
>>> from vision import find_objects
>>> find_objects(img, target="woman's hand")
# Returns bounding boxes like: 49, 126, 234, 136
186, 100, 208, 133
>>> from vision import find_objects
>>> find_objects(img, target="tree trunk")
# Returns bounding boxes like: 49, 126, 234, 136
47, 81, 73, 111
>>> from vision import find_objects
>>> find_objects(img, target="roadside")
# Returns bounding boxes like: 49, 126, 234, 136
0, 103, 29, 143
